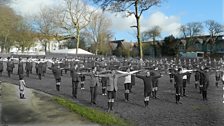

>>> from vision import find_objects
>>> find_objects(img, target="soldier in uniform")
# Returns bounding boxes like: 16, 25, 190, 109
151, 67, 162, 99
18, 57, 24, 80
0, 57, 4, 77
215, 69, 221, 88
198, 67, 210, 101
37, 59, 43, 80
117, 68, 139, 102
42, 58, 47, 77
25, 57, 32, 77
52, 64, 63, 91
84, 66, 101, 105
64, 57, 69, 74
194, 68, 200, 89
172, 68, 192, 104
70, 64, 80, 98
136, 71, 161, 107
7, 57, 13, 77
98, 69, 128, 111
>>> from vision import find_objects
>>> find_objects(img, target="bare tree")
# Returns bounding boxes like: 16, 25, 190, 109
86, 12, 113, 55
13, 20, 34, 52
142, 25, 161, 42
179, 25, 188, 39
32, 7, 58, 53
92, 0, 162, 59
205, 20, 224, 37
187, 22, 203, 37
179, 22, 203, 38
57, 0, 95, 54
142, 25, 161, 57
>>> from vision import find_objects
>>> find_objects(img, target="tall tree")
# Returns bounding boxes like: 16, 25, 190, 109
92, 0, 162, 59
0, 5, 21, 52
58, 0, 95, 54
141, 25, 161, 57
142, 25, 161, 42
179, 22, 203, 51
86, 12, 113, 55
13, 20, 34, 52
32, 7, 57, 53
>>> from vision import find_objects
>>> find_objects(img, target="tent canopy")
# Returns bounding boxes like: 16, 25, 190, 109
51, 48, 93, 55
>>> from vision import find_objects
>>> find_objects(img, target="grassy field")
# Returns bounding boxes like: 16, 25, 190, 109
54, 96, 132, 126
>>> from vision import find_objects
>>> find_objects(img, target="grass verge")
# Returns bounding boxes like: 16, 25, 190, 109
53, 96, 131, 126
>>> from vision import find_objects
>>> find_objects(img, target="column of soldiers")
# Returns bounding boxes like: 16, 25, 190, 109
0, 55, 223, 112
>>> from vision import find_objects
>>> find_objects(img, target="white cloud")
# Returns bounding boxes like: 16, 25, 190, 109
108, 12, 136, 32
9, 0, 63, 17
8, 0, 182, 40
142, 11, 181, 36
108, 11, 181, 38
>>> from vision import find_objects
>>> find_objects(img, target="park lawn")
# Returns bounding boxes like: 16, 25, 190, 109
53, 96, 132, 126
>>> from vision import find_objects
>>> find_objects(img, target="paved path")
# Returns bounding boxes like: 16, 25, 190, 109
0, 83, 98, 126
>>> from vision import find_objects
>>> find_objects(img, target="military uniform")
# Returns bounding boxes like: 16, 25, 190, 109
18, 60, 24, 80
25, 58, 32, 77
98, 70, 127, 111
136, 73, 161, 106
7, 59, 14, 77
70, 65, 80, 98
0, 58, 4, 76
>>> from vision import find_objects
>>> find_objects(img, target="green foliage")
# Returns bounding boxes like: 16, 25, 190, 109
54, 96, 131, 126
0, 5, 21, 52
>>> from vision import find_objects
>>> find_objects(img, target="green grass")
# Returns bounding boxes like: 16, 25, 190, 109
53, 96, 131, 126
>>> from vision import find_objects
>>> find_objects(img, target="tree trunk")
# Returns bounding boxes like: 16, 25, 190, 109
3, 34, 9, 53
135, 1, 143, 60
44, 41, 47, 53
76, 28, 80, 55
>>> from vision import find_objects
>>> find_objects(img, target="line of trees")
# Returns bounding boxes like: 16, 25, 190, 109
0, 5, 35, 53
0, 0, 223, 57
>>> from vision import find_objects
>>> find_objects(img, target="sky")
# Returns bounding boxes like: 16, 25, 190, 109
7, 0, 224, 42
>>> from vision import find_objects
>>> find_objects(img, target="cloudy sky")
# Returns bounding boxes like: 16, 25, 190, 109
8, 0, 223, 42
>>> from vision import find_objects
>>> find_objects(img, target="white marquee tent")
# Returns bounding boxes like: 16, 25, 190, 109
50, 48, 94, 55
